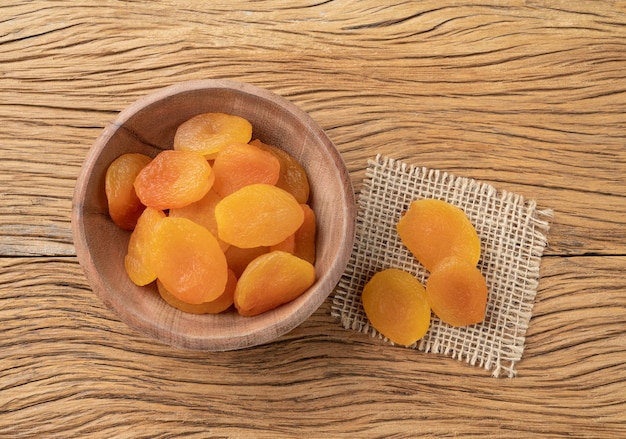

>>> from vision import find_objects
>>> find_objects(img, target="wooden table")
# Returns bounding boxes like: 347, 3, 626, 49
2, 1, 625, 437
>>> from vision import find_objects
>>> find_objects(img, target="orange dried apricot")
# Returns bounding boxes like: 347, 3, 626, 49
293, 203, 316, 264
173, 112, 252, 159
124, 207, 166, 286
250, 139, 310, 204
234, 251, 316, 317
153, 217, 228, 305
215, 184, 304, 248
270, 234, 296, 255
134, 150, 214, 210
156, 269, 236, 314
169, 189, 229, 251
105, 153, 151, 230
269, 203, 317, 264
361, 268, 431, 346
396, 199, 481, 271
212, 142, 280, 197
224, 245, 269, 278
426, 257, 488, 327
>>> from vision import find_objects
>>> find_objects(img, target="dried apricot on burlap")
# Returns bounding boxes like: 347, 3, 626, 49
153, 217, 228, 305
212, 142, 280, 197
250, 139, 310, 204
174, 112, 253, 159
234, 251, 316, 317
426, 256, 488, 327
169, 189, 229, 251
134, 150, 214, 210
396, 198, 481, 271
105, 153, 151, 230
124, 207, 166, 286
215, 184, 304, 248
156, 269, 236, 314
269, 203, 317, 264
224, 245, 269, 278
361, 268, 431, 346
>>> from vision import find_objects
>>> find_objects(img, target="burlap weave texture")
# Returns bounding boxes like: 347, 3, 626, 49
331, 155, 551, 377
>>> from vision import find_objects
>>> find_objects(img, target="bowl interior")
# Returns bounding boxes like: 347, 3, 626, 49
72, 80, 356, 351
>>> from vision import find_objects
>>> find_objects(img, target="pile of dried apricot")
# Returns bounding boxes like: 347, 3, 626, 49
105, 112, 317, 317
361, 198, 488, 345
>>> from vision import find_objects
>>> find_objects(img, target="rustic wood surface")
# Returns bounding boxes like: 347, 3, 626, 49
1, 1, 625, 437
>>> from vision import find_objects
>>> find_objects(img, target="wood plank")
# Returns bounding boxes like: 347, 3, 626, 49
1, 1, 625, 435
1, 256, 624, 437
1, 2, 626, 257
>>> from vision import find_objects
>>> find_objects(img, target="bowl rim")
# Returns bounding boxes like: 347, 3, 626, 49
72, 79, 356, 351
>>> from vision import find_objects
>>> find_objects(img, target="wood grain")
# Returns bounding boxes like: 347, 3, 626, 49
1, 257, 624, 437
2, 1, 626, 257
1, 1, 625, 437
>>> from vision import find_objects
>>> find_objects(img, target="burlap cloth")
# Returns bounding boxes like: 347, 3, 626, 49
331, 155, 552, 377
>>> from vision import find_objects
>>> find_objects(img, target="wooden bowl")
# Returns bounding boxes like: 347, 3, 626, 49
72, 79, 356, 351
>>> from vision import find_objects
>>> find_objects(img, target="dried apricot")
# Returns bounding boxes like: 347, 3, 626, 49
105, 153, 151, 230
169, 189, 229, 251
212, 142, 280, 197
269, 204, 316, 264
293, 204, 316, 264
153, 217, 228, 305
156, 269, 236, 314
124, 207, 166, 286
215, 184, 304, 248
426, 257, 488, 327
234, 251, 316, 317
250, 139, 310, 204
270, 234, 296, 255
174, 112, 252, 158
361, 268, 431, 346
134, 150, 214, 210
396, 199, 481, 271
224, 245, 269, 278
